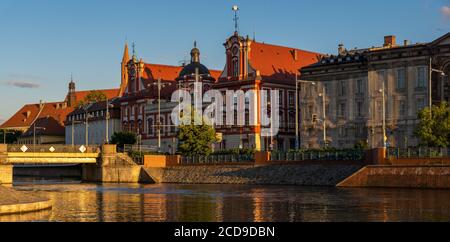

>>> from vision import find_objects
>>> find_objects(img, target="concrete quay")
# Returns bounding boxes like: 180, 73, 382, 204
0, 186, 52, 215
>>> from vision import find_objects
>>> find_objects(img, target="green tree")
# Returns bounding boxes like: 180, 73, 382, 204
111, 132, 137, 150
177, 123, 217, 156
354, 140, 369, 150
0, 129, 22, 144
415, 102, 450, 147
77, 90, 107, 107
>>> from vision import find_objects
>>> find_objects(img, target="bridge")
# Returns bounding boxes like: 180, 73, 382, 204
3, 145, 100, 164
0, 144, 144, 185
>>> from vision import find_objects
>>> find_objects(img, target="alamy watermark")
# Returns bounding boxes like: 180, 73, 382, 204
170, 82, 280, 137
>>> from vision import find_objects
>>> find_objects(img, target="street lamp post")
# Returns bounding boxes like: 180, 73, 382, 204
429, 57, 448, 117
318, 86, 327, 147
33, 123, 45, 150
295, 79, 316, 149
379, 82, 387, 148
149, 78, 172, 153
105, 100, 114, 144
84, 105, 93, 147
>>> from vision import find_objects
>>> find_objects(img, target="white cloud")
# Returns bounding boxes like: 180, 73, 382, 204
442, 6, 450, 20
4, 80, 41, 89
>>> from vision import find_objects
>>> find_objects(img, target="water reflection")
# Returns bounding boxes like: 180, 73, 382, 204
3, 182, 450, 222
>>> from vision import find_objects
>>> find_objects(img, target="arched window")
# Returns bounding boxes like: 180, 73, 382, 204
232, 59, 239, 77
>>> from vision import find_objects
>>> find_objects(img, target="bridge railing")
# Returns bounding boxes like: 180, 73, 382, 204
180, 154, 254, 165
7, 145, 101, 154
386, 147, 450, 159
270, 149, 365, 162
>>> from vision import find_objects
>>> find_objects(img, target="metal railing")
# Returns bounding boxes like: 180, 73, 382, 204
270, 150, 365, 162
181, 154, 254, 165
7, 145, 101, 153
123, 144, 159, 153
387, 147, 450, 159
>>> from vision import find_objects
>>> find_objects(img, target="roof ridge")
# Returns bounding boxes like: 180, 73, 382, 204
251, 40, 322, 55
144, 63, 183, 69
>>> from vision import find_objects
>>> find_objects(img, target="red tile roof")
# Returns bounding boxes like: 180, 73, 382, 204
0, 102, 74, 134
249, 41, 322, 82
69, 89, 120, 102
134, 63, 222, 99
1, 89, 120, 131
142, 63, 222, 83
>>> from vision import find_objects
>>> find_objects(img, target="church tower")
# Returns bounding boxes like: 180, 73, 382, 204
67, 75, 76, 107
119, 42, 130, 97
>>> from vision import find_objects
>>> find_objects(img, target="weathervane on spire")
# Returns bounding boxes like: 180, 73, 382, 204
232, 5, 239, 34
132, 42, 136, 57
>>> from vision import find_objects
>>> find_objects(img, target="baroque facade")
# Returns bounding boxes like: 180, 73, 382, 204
300, 34, 450, 149
119, 32, 322, 152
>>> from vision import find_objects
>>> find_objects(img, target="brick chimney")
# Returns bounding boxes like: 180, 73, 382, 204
384, 35, 396, 47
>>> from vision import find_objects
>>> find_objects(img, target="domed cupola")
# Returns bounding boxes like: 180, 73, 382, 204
178, 41, 213, 80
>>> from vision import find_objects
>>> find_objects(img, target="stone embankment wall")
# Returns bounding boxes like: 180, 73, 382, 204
338, 165, 450, 189
144, 161, 364, 186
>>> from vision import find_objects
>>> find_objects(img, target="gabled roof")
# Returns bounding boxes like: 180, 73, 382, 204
249, 41, 322, 82
0, 102, 74, 134
1, 89, 120, 131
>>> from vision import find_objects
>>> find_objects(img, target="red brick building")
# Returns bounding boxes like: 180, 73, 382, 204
214, 32, 322, 151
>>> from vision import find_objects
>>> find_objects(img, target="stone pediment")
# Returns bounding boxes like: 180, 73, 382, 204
430, 32, 450, 47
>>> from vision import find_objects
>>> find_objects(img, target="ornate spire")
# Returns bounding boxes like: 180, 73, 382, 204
232, 5, 239, 34
122, 42, 130, 63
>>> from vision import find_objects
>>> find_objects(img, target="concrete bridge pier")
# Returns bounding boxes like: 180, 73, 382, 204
0, 145, 12, 185
82, 145, 149, 183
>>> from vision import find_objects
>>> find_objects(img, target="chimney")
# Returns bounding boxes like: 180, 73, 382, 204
404, 40, 410, 46
293, 49, 298, 61
384, 35, 396, 47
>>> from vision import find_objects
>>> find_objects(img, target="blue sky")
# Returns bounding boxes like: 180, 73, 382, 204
0, 0, 449, 123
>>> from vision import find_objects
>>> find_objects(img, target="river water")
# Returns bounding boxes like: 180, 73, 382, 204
1, 180, 450, 222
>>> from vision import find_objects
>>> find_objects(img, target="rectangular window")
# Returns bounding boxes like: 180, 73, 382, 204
377, 71, 386, 90
356, 80, 363, 95
339, 103, 346, 117
340, 81, 346, 96
417, 98, 426, 111
356, 102, 363, 117
377, 101, 383, 120
324, 83, 330, 96
399, 100, 407, 117
288, 91, 295, 107
288, 113, 295, 129
397, 69, 406, 90
279, 90, 284, 107
417, 67, 426, 88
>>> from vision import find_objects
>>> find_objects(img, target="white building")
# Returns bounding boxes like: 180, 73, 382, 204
65, 100, 121, 145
